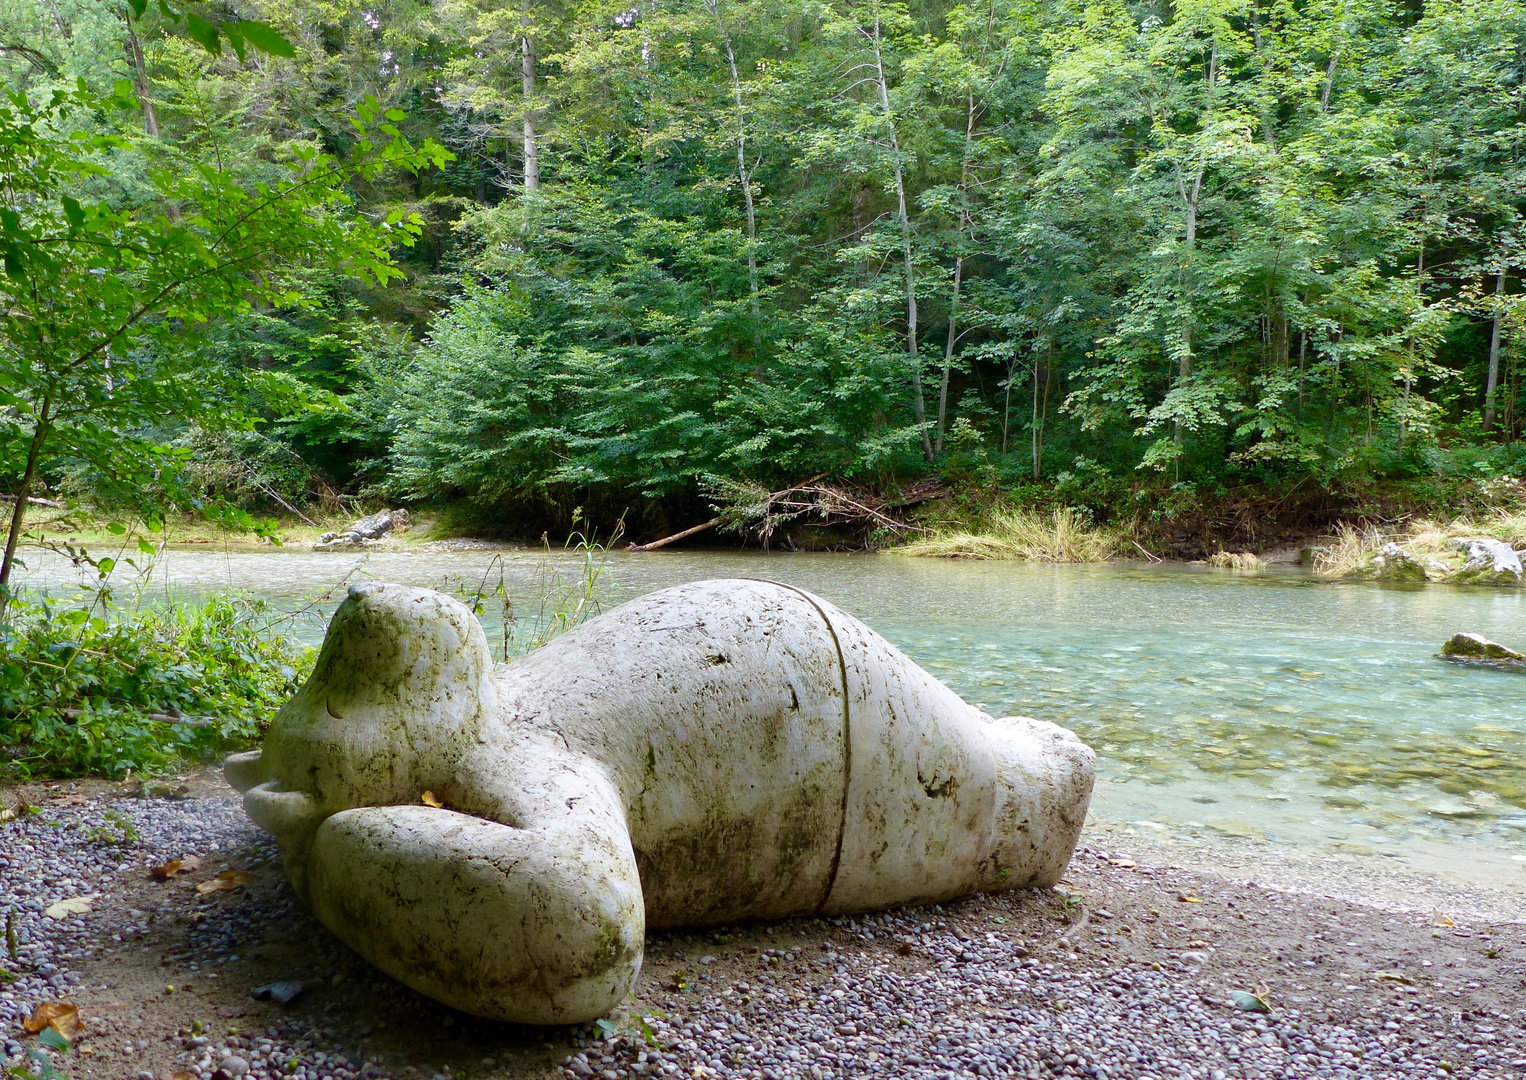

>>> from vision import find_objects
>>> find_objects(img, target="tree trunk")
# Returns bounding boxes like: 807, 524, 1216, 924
0, 412, 49, 620
521, 7, 539, 193
935, 92, 980, 459
125, 17, 159, 138
1001, 353, 1015, 456
1485, 269, 1507, 432
935, 255, 962, 458
1399, 240, 1424, 451
869, 15, 931, 462
1031, 344, 1051, 481
706, 0, 758, 314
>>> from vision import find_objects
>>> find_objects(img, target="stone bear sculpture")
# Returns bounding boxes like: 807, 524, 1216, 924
225, 578, 1095, 1024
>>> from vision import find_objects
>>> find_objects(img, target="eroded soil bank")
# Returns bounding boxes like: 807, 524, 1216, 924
2, 772, 1524, 1080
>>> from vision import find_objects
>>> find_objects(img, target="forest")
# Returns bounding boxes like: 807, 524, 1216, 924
5, 0, 1526, 545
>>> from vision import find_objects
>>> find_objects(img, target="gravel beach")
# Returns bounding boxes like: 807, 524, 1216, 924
2, 772, 1523, 1080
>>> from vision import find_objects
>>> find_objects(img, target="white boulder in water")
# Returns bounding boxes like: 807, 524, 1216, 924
1437, 632, 1526, 667
1446, 537, 1522, 584
1367, 542, 1430, 581
224, 578, 1095, 1024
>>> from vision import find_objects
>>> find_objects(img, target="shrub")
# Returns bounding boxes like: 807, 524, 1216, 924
0, 592, 313, 779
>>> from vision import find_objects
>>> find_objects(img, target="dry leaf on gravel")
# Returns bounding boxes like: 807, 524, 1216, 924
195, 871, 251, 894
421, 790, 444, 808
43, 895, 96, 920
1108, 859, 1137, 868
23, 1001, 81, 1040
150, 855, 202, 881
166, 1071, 196, 1080
1375, 970, 1414, 984
1229, 990, 1271, 1013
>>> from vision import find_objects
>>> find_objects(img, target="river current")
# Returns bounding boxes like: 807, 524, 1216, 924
21, 544, 1526, 894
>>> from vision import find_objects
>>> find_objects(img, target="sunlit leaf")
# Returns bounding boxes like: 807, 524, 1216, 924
234, 20, 296, 58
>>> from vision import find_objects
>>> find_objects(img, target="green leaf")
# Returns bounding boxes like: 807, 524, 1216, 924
223, 22, 246, 64
127, 0, 147, 18
384, 108, 406, 122
61, 196, 84, 232
106, 522, 126, 535
37, 1028, 70, 1051
234, 20, 296, 58
185, 13, 220, 55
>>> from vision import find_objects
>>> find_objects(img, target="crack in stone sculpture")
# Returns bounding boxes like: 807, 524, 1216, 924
225, 578, 1095, 1024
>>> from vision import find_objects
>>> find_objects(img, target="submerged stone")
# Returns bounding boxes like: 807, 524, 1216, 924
225, 578, 1096, 1025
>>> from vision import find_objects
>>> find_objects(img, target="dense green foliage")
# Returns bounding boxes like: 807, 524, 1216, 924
0, 590, 313, 778
6, 0, 1526, 532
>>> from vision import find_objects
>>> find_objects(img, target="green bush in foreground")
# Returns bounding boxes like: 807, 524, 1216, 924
0, 593, 314, 779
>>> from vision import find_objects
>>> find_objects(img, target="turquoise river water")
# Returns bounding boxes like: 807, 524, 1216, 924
20, 545, 1526, 894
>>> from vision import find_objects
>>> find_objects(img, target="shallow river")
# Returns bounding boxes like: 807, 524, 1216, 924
22, 544, 1526, 892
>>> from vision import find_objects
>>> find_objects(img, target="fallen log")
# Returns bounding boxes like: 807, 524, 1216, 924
628, 517, 722, 552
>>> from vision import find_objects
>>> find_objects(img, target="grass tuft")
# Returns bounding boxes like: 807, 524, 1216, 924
1208, 551, 1264, 570
894, 507, 1121, 562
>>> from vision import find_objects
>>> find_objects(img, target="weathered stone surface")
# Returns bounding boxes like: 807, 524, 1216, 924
1445, 537, 1523, 584
225, 579, 1095, 1025
1437, 632, 1526, 667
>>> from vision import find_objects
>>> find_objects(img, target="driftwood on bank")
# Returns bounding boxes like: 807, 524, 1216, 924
630, 476, 946, 552
0, 494, 64, 509
628, 517, 723, 552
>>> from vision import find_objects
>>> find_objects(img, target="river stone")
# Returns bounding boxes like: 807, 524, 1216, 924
1437, 632, 1526, 668
1445, 537, 1522, 584
225, 579, 1095, 1025
1364, 542, 1429, 581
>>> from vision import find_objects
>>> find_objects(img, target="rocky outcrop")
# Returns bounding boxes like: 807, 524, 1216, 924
224, 579, 1096, 1024
1445, 537, 1523, 584
1437, 632, 1526, 668
314, 508, 411, 551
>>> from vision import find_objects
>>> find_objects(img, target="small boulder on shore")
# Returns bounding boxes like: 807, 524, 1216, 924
1437, 632, 1526, 669
314, 508, 412, 551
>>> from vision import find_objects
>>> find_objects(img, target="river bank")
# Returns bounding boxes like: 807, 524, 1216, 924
2, 772, 1522, 1080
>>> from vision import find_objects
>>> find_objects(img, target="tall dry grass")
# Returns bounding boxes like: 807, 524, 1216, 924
1312, 522, 1389, 577
1312, 513, 1526, 577
1208, 551, 1264, 570
894, 507, 1122, 562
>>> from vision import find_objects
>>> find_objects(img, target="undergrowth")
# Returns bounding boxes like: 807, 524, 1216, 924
0, 590, 312, 780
